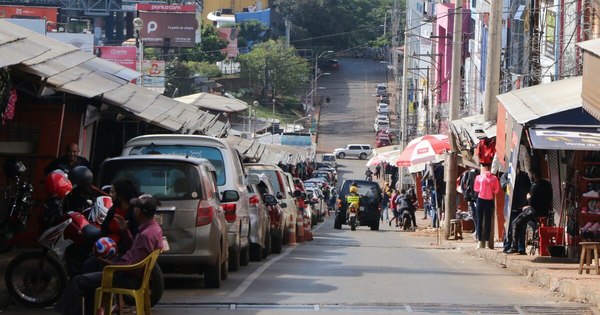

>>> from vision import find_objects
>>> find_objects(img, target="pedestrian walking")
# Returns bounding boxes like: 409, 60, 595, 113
381, 189, 390, 223
375, 164, 381, 180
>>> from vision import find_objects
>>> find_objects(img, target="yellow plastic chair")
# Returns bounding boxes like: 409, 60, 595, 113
94, 249, 161, 315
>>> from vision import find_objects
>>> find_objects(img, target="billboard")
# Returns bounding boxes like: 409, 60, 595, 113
94, 46, 137, 70
138, 11, 197, 47
0, 5, 58, 31
217, 27, 239, 58
136, 3, 195, 12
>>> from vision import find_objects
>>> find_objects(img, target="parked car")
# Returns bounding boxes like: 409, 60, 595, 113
246, 173, 271, 261
376, 83, 388, 96
376, 132, 392, 147
245, 164, 298, 248
97, 155, 230, 288
333, 144, 373, 160
121, 134, 251, 272
312, 170, 334, 186
316, 165, 338, 184
306, 187, 325, 225
321, 153, 338, 169
374, 120, 390, 133
377, 103, 390, 114
334, 179, 382, 231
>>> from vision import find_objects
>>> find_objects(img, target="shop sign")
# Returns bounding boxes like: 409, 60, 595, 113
94, 46, 137, 70
138, 11, 197, 47
529, 128, 600, 150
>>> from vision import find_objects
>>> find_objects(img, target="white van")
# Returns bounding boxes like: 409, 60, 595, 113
122, 134, 251, 272
320, 153, 338, 168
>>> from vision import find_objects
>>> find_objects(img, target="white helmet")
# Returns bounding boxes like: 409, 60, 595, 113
89, 196, 112, 225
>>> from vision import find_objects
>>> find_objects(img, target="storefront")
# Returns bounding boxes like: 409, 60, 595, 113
495, 76, 600, 256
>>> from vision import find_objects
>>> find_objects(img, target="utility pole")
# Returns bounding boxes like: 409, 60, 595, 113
399, 19, 410, 190
481, 0, 503, 249
444, 1, 462, 240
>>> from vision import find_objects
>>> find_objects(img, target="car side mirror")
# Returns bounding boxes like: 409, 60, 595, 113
264, 194, 278, 206
276, 191, 284, 199
221, 190, 240, 203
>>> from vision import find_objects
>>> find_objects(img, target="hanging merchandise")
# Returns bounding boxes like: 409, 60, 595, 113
2, 88, 16, 124
0, 68, 12, 114
475, 137, 497, 165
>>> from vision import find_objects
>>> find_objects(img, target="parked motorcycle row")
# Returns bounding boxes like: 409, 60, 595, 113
0, 135, 337, 310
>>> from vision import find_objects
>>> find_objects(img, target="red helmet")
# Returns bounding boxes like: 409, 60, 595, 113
45, 169, 72, 198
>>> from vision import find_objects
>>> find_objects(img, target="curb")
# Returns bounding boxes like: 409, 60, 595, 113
458, 245, 600, 307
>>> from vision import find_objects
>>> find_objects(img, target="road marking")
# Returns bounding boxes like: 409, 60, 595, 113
228, 219, 328, 298
228, 245, 295, 298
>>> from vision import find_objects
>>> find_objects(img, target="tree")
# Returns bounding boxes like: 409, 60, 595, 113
238, 39, 310, 98
184, 61, 222, 78
274, 0, 393, 50
238, 20, 268, 48
176, 25, 228, 63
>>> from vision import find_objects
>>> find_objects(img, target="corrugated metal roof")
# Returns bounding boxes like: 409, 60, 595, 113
578, 38, 600, 58
175, 92, 249, 113
0, 20, 228, 136
496, 76, 582, 125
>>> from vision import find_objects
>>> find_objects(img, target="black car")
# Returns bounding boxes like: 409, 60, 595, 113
334, 180, 382, 231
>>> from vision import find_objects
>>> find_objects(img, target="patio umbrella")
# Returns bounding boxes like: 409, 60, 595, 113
394, 134, 450, 167
365, 150, 404, 167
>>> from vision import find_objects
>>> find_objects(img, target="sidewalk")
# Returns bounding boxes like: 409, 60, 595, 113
407, 213, 600, 309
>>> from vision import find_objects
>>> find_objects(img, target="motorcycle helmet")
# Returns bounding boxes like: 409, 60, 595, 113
89, 196, 112, 225
3, 158, 26, 179
349, 202, 359, 210
94, 237, 118, 260
69, 166, 93, 189
45, 170, 72, 198
349, 186, 358, 194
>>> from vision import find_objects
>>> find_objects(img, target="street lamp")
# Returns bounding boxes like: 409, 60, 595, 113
133, 17, 144, 86
314, 50, 334, 105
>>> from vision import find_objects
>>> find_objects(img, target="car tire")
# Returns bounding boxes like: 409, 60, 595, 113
240, 245, 250, 266
228, 248, 240, 272
204, 257, 222, 288
370, 221, 380, 231
221, 256, 228, 280
359, 153, 367, 160
263, 228, 272, 258
337, 152, 346, 159
249, 243, 263, 262
271, 229, 283, 254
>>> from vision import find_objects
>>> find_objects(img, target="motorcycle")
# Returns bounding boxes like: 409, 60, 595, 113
4, 171, 164, 308
347, 202, 359, 231
0, 160, 33, 253
400, 209, 413, 231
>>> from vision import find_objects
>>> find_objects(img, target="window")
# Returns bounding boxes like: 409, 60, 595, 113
130, 145, 226, 185
102, 161, 201, 200
349, 146, 361, 150
361, 146, 372, 150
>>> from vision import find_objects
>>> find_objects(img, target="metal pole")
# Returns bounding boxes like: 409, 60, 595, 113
272, 98, 275, 144
483, 0, 502, 122
444, 1, 462, 240
399, 26, 410, 190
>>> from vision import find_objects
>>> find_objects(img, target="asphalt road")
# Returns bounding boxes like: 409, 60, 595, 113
3, 58, 596, 315
147, 58, 594, 314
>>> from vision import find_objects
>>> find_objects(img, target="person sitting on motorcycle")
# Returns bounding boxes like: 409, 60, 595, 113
54, 194, 163, 315
346, 185, 360, 220
398, 190, 417, 229
61, 166, 106, 214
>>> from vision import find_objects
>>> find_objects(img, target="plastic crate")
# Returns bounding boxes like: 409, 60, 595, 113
539, 227, 564, 256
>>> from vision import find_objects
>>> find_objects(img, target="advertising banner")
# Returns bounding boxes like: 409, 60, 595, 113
0, 6, 58, 31
94, 46, 137, 70
138, 11, 197, 47
141, 60, 166, 87
217, 27, 239, 58
136, 3, 196, 12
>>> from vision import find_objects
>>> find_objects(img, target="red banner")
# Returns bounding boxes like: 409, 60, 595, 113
0, 5, 58, 30
94, 46, 137, 70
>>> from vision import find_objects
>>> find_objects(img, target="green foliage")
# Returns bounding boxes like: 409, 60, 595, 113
164, 58, 194, 97
183, 61, 222, 78
175, 25, 227, 63
238, 39, 310, 98
238, 20, 268, 45
274, 0, 393, 50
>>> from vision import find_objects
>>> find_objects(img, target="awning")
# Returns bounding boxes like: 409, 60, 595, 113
175, 92, 249, 113
224, 136, 309, 165
450, 114, 496, 145
496, 76, 595, 125
0, 20, 227, 136
577, 39, 600, 121
528, 126, 600, 150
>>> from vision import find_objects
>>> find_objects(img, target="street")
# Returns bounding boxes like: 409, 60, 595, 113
3, 58, 596, 315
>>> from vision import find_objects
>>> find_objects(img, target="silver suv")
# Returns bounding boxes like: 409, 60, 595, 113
333, 144, 373, 160
98, 155, 229, 288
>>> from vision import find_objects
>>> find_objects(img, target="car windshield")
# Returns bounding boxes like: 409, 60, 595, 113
100, 160, 201, 200
129, 145, 225, 186
323, 155, 335, 162
248, 169, 282, 194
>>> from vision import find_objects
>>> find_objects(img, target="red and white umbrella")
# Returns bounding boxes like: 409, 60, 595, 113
394, 134, 450, 167
365, 150, 403, 167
